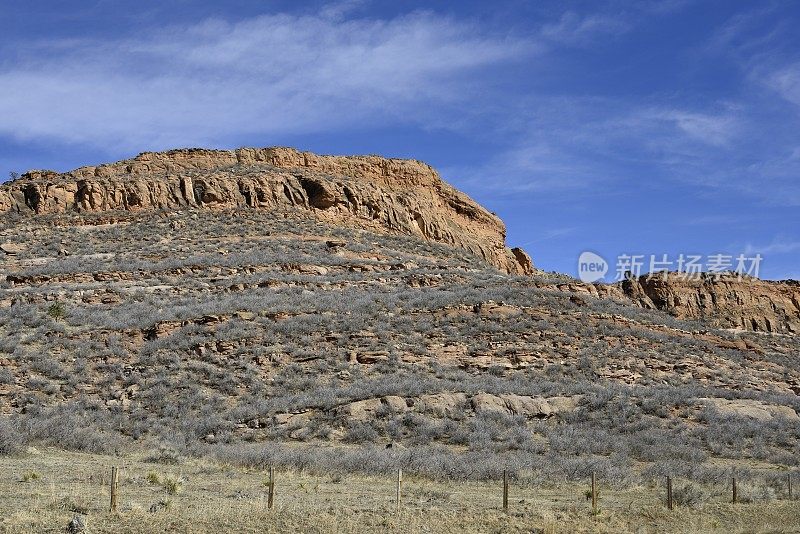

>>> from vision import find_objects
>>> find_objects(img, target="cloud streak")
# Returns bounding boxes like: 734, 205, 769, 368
0, 10, 531, 151
744, 238, 800, 255
539, 11, 629, 46
449, 96, 746, 199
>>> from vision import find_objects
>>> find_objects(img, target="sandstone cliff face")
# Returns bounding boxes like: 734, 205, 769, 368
616, 273, 800, 334
0, 147, 532, 275
546, 273, 800, 334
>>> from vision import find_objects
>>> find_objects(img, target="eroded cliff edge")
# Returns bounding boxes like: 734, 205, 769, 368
0, 147, 533, 275
554, 273, 800, 334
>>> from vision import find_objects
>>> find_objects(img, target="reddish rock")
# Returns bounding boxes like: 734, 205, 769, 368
0, 147, 531, 275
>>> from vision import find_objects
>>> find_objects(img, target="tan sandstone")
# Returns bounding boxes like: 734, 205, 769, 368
0, 147, 533, 275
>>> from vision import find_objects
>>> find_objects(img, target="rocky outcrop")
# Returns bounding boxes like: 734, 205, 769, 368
0, 147, 532, 275
415, 393, 467, 418
537, 272, 800, 334
699, 398, 799, 422
615, 273, 800, 334
0, 242, 24, 255
471, 393, 578, 418
333, 393, 577, 422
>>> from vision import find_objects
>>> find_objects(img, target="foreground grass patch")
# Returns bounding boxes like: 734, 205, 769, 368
0, 448, 797, 534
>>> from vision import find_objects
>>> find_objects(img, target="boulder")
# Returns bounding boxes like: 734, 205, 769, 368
65, 515, 85, 534
274, 412, 312, 426
471, 393, 572, 419
325, 240, 347, 250
416, 393, 467, 417
546, 396, 580, 414
382, 396, 408, 413
336, 399, 382, 421
699, 398, 800, 422
471, 393, 505, 415
0, 242, 24, 255
504, 395, 553, 418
511, 247, 534, 275
473, 301, 520, 318
355, 351, 389, 364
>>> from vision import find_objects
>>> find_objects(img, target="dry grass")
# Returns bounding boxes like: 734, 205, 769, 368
0, 448, 798, 533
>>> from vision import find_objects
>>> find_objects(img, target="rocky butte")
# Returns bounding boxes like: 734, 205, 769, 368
0, 147, 533, 276
1, 146, 798, 333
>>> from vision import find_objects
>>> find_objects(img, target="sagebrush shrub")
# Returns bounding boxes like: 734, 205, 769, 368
0, 418, 24, 456
672, 483, 708, 508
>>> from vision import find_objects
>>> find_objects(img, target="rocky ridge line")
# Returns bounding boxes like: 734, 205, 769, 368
0, 147, 533, 275
2, 147, 798, 333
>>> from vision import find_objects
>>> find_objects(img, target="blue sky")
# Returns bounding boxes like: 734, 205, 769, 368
1, 0, 799, 280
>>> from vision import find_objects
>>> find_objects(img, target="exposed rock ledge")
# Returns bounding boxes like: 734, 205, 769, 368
617, 272, 800, 334
0, 147, 533, 275
552, 272, 800, 334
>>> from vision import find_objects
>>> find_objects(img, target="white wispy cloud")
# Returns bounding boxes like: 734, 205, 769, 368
683, 10, 800, 207
445, 95, 747, 200
677, 214, 741, 226
539, 11, 629, 45
536, 1, 692, 47
518, 227, 576, 246
703, 6, 781, 57
0, 10, 532, 151
654, 109, 740, 147
605, 106, 742, 151
704, 8, 800, 114
767, 62, 800, 107
444, 134, 609, 196
744, 237, 800, 255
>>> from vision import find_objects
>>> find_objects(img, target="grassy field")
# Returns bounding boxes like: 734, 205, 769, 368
0, 448, 798, 533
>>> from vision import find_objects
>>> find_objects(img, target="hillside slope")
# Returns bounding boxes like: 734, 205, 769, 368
0, 148, 798, 483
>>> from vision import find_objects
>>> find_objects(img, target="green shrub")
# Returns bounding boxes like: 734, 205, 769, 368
47, 302, 67, 320
162, 476, 183, 495
21, 472, 40, 482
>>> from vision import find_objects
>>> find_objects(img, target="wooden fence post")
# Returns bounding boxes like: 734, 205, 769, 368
667, 476, 673, 510
396, 468, 403, 511
732, 477, 737, 504
267, 466, 275, 510
502, 469, 509, 512
591, 472, 597, 516
109, 466, 119, 512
